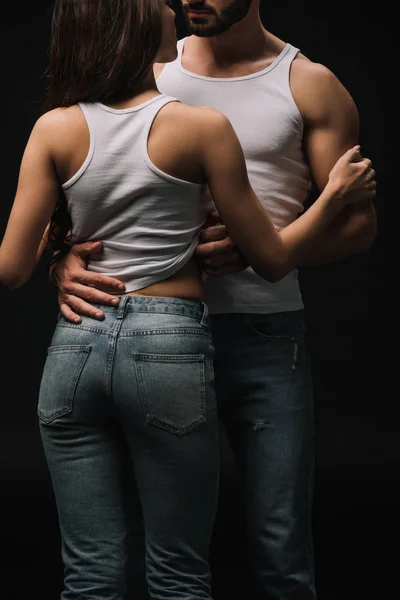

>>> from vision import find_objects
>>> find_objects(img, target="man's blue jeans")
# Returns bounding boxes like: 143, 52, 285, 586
210, 310, 316, 599
38, 296, 219, 600
126, 309, 316, 599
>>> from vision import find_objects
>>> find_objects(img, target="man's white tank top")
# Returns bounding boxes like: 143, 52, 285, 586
157, 38, 312, 314
62, 94, 208, 293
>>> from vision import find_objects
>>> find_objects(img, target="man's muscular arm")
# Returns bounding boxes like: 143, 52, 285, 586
194, 58, 377, 274
292, 57, 377, 265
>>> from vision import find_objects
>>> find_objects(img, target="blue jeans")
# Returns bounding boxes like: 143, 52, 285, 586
125, 310, 316, 599
38, 296, 219, 600
211, 310, 316, 599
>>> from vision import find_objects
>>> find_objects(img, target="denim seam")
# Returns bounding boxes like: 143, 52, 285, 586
105, 319, 125, 398
134, 353, 205, 362
56, 323, 109, 335
146, 415, 207, 436
122, 329, 210, 337
56, 324, 210, 337
47, 345, 92, 353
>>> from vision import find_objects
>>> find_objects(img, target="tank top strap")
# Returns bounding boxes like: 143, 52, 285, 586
141, 94, 181, 133
281, 43, 300, 65
140, 94, 181, 156
266, 43, 300, 75
177, 37, 186, 57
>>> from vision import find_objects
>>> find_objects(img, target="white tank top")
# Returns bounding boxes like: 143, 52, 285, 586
157, 38, 312, 314
62, 94, 208, 293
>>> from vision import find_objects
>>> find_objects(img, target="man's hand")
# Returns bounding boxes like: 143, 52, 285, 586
51, 241, 126, 323
196, 210, 249, 276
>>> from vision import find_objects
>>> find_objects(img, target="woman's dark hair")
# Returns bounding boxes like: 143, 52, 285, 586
45, 0, 164, 266
45, 0, 163, 108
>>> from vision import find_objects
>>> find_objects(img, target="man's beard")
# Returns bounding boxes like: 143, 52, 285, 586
183, 0, 252, 37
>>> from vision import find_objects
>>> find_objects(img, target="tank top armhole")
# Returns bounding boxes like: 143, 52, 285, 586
284, 46, 304, 129
61, 103, 95, 190
142, 98, 203, 189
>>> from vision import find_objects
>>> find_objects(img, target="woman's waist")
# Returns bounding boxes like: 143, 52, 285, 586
85, 236, 204, 301
123, 258, 204, 303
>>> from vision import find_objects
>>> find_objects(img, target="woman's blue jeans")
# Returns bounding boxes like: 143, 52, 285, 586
38, 296, 219, 600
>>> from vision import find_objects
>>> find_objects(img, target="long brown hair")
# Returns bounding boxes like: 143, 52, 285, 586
46, 0, 163, 108
45, 0, 163, 264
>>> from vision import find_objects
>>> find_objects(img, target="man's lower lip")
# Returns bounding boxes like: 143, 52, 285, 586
187, 11, 211, 16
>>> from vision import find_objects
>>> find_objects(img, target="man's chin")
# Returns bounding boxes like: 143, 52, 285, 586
188, 26, 219, 38
186, 19, 232, 38
185, 15, 219, 38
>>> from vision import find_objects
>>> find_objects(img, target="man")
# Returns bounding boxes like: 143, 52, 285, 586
52, 1, 377, 598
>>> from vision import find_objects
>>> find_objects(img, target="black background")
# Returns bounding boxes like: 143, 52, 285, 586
0, 2, 388, 599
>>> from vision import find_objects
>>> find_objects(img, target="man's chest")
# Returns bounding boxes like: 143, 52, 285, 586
158, 77, 304, 159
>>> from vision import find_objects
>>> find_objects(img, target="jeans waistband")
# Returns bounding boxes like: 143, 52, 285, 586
88, 296, 209, 326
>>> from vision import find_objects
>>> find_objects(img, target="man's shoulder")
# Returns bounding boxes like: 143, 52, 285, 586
290, 52, 355, 121
268, 31, 340, 91
292, 52, 339, 89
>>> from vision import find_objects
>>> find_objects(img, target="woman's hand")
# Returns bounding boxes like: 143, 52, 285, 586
326, 146, 376, 205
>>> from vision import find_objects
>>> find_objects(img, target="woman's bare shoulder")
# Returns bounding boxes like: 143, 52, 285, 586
159, 100, 231, 134
36, 105, 83, 128
33, 105, 86, 146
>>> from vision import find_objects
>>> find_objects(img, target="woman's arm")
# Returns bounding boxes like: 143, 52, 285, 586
199, 109, 375, 282
0, 116, 60, 290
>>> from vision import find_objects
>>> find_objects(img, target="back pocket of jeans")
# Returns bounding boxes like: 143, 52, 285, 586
37, 345, 91, 424
134, 353, 207, 435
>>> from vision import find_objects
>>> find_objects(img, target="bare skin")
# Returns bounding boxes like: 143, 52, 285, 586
47, 1, 377, 320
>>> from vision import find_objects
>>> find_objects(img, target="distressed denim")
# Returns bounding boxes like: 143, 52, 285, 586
211, 310, 316, 599
38, 296, 219, 600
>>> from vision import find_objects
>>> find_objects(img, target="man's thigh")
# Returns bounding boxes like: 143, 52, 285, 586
210, 311, 315, 565
211, 308, 313, 408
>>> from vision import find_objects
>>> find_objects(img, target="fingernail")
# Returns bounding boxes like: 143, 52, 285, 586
111, 298, 119, 305
117, 284, 125, 290
95, 312, 103, 319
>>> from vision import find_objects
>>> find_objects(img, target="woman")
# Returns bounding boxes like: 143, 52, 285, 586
0, 0, 375, 598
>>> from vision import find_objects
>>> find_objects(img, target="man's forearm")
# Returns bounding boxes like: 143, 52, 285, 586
298, 202, 377, 266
